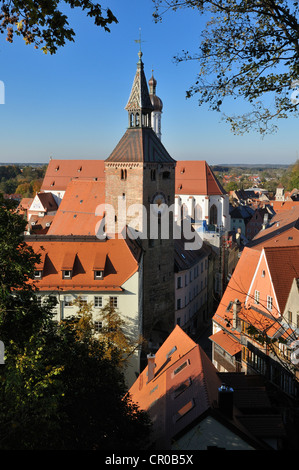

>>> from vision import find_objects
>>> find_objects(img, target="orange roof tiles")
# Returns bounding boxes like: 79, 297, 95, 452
264, 246, 299, 314
128, 325, 222, 449
47, 180, 105, 236
212, 247, 260, 329
41, 159, 105, 192
271, 200, 299, 214
27, 236, 141, 292
248, 206, 299, 249
209, 330, 242, 356
175, 160, 226, 196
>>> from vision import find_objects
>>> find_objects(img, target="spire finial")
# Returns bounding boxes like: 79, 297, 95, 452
134, 28, 145, 58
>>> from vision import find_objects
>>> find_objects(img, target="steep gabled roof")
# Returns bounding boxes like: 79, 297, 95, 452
175, 161, 226, 196
128, 325, 222, 449
47, 180, 105, 236
105, 127, 175, 164
41, 159, 105, 192
264, 245, 299, 314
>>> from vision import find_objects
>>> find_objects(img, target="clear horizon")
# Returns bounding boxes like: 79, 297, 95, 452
0, 1, 298, 166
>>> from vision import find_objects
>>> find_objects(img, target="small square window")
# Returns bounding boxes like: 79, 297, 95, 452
63, 270, 72, 279
94, 270, 103, 280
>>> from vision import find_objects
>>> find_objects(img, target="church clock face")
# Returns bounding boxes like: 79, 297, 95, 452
151, 192, 166, 214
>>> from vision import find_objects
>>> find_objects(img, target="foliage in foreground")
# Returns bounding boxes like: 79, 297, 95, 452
0, 196, 151, 450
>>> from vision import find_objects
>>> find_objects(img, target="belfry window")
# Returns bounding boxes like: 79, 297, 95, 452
121, 169, 127, 180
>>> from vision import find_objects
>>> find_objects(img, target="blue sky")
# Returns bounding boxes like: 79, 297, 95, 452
0, 0, 298, 166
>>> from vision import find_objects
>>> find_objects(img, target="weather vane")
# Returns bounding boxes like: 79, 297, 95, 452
134, 28, 146, 53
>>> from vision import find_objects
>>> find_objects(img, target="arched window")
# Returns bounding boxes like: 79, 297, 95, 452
136, 113, 140, 126
130, 113, 134, 127
121, 169, 127, 180
210, 204, 218, 225
193, 204, 202, 223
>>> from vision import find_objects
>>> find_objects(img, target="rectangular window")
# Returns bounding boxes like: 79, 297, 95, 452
177, 277, 182, 289
78, 295, 88, 306
64, 295, 73, 307
94, 270, 103, 280
94, 321, 102, 332
254, 290, 260, 304
109, 296, 118, 308
174, 399, 195, 422
34, 270, 42, 279
267, 295, 273, 311
63, 270, 72, 279
173, 378, 192, 399
94, 296, 103, 308
173, 359, 190, 377
177, 299, 181, 310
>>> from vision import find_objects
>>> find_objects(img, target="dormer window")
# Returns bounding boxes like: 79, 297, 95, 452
62, 270, 72, 279
34, 270, 42, 279
94, 270, 104, 280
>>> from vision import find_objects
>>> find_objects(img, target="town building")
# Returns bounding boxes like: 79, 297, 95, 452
26, 233, 142, 387
174, 237, 212, 337
128, 325, 286, 450
210, 236, 299, 398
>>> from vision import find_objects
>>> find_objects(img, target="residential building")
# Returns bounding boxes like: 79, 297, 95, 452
128, 325, 286, 450
210, 243, 299, 398
26, 234, 142, 387
174, 238, 211, 336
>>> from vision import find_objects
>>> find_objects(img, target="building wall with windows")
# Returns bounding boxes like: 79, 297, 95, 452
27, 234, 142, 387
174, 239, 210, 337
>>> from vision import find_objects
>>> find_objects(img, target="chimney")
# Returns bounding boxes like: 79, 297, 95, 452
232, 298, 241, 329
262, 213, 269, 230
218, 384, 234, 419
147, 353, 156, 382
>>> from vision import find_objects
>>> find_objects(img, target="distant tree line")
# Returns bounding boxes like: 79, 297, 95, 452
0, 164, 46, 197
214, 160, 299, 194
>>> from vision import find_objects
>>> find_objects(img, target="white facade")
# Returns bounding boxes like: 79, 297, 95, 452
35, 269, 142, 387
175, 193, 230, 232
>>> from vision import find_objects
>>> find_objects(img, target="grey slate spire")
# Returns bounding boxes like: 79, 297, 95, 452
125, 50, 153, 129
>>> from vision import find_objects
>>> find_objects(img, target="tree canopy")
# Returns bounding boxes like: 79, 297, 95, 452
153, 0, 299, 135
0, 196, 151, 450
0, 0, 118, 54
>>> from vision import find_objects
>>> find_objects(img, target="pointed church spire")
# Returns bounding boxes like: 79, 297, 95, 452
125, 47, 153, 129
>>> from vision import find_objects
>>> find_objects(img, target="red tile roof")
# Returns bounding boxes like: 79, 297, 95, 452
47, 180, 105, 236
128, 325, 222, 448
212, 247, 261, 330
264, 246, 299, 314
26, 236, 141, 292
175, 160, 226, 196
209, 330, 242, 356
41, 159, 105, 192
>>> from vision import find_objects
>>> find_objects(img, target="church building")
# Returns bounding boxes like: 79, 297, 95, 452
104, 49, 176, 353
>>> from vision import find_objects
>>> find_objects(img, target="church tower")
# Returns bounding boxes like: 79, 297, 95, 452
104, 50, 176, 355
149, 72, 163, 140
